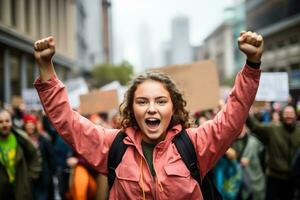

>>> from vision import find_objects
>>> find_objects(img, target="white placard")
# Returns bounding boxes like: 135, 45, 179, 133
22, 88, 43, 111
255, 72, 289, 102
100, 80, 127, 104
65, 77, 89, 108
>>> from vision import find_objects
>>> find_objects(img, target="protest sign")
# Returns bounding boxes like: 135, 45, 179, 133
150, 60, 220, 112
255, 72, 289, 102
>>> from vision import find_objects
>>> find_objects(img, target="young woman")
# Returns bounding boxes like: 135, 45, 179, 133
34, 31, 263, 199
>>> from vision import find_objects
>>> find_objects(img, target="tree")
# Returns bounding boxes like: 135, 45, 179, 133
91, 61, 134, 87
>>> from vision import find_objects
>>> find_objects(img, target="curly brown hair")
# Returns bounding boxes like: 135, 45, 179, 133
119, 71, 191, 130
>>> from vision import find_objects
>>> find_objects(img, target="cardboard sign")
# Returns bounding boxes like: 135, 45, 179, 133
65, 78, 89, 109
149, 60, 220, 112
12, 96, 24, 107
22, 88, 43, 111
255, 72, 289, 102
80, 90, 119, 115
100, 80, 127, 104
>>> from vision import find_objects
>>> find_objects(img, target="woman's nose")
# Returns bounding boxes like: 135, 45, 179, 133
147, 102, 157, 113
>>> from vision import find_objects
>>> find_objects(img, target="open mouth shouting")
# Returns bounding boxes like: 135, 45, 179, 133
145, 118, 161, 132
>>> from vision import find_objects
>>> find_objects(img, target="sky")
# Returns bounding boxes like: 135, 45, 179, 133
112, 0, 231, 72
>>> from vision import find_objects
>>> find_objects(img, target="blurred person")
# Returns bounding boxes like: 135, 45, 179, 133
215, 147, 243, 200
0, 109, 41, 200
67, 114, 107, 200
42, 114, 73, 200
23, 114, 55, 200
271, 111, 280, 126
234, 125, 265, 200
66, 154, 98, 200
246, 105, 300, 200
291, 148, 300, 199
12, 103, 26, 129
33, 31, 263, 199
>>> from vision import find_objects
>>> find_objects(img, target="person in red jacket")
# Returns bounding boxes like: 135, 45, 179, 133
33, 31, 263, 199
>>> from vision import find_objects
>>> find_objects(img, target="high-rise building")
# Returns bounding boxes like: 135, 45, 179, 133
0, 0, 76, 105
138, 23, 154, 71
76, 0, 89, 72
203, 0, 245, 84
245, 0, 300, 99
85, 0, 104, 68
170, 15, 192, 65
78, 0, 104, 71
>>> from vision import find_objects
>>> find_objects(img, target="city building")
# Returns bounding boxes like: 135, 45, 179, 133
0, 0, 76, 105
245, 0, 300, 100
203, 21, 235, 83
170, 15, 192, 65
84, 0, 104, 68
203, 0, 246, 84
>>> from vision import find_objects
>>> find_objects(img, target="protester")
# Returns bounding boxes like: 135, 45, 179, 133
214, 147, 243, 200
33, 31, 263, 199
42, 115, 73, 200
66, 154, 98, 200
291, 148, 300, 199
235, 125, 265, 200
23, 114, 55, 200
247, 105, 300, 200
0, 109, 41, 200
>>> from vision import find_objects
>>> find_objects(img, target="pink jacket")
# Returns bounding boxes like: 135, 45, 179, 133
35, 65, 260, 200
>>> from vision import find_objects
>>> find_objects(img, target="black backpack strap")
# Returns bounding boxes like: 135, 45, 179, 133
173, 130, 223, 200
107, 131, 128, 190
172, 129, 201, 183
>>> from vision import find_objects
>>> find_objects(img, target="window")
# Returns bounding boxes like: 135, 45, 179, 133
10, 54, 21, 97
0, 49, 4, 105
11, 0, 17, 27
25, 0, 30, 33
0, 0, 3, 22
277, 40, 285, 48
289, 36, 299, 45
36, 0, 41, 36
26, 59, 35, 88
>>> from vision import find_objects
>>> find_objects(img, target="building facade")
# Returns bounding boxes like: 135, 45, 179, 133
0, 0, 76, 105
245, 0, 300, 100
203, 21, 235, 83
203, 0, 246, 84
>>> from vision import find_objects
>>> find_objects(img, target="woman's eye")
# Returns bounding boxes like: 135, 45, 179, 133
157, 100, 167, 105
137, 101, 147, 105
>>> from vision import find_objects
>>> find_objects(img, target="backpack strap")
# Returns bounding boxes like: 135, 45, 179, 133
107, 131, 128, 190
173, 129, 223, 200
172, 129, 201, 183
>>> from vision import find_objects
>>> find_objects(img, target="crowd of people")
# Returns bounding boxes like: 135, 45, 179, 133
0, 105, 118, 200
1, 98, 300, 200
194, 100, 300, 200
0, 30, 299, 200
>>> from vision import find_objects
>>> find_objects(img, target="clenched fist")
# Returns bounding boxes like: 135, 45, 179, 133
33, 36, 56, 82
34, 36, 55, 68
238, 31, 264, 63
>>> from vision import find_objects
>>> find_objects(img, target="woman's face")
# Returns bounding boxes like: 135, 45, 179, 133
24, 122, 36, 136
133, 80, 173, 144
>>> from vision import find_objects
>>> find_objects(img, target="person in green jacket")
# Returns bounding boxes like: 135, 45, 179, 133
0, 108, 42, 200
246, 105, 300, 200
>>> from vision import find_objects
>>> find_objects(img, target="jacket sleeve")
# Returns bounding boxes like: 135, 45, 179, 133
188, 64, 261, 178
246, 115, 271, 144
34, 75, 119, 173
